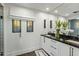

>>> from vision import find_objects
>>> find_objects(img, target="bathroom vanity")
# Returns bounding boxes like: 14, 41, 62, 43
40, 33, 79, 56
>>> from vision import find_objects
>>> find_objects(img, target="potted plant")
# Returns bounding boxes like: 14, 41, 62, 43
55, 20, 62, 40
62, 20, 68, 34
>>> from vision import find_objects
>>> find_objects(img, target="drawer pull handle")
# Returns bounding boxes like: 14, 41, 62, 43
51, 40, 56, 43
72, 48, 73, 56
51, 46, 56, 49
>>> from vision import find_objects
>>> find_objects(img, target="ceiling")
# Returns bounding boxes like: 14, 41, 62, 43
5, 3, 79, 18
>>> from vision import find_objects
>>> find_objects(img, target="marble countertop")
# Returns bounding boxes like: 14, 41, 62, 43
41, 34, 79, 48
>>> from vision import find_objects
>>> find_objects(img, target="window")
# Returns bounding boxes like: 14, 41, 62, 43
12, 19, 21, 33
27, 20, 33, 32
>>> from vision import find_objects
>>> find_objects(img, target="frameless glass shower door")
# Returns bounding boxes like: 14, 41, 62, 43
0, 4, 4, 56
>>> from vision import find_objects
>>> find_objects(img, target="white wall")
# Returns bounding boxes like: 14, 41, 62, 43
3, 5, 65, 56
0, 7, 3, 16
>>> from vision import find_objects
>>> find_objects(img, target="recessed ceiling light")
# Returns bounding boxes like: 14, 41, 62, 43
46, 8, 49, 11
54, 10, 58, 13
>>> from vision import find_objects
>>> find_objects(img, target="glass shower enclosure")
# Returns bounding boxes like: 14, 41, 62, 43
0, 4, 4, 56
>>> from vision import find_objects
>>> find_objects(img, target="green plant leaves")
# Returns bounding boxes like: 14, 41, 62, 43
62, 20, 68, 30
55, 19, 68, 30
55, 20, 62, 29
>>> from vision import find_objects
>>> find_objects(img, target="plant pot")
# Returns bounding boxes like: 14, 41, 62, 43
55, 29, 60, 40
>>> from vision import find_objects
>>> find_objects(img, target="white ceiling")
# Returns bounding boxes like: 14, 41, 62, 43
5, 3, 79, 18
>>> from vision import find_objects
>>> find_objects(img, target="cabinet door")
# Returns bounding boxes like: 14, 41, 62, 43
49, 39, 58, 56
43, 38, 51, 54
57, 42, 70, 56
72, 47, 79, 56
40, 36, 45, 48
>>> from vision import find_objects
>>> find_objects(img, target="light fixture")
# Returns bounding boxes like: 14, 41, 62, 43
46, 8, 49, 11
54, 10, 58, 13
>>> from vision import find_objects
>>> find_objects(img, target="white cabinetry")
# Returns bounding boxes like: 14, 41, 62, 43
70, 46, 79, 56
41, 36, 70, 56
40, 36, 45, 48
49, 39, 58, 56
49, 39, 70, 56
57, 42, 70, 56
42, 37, 58, 56
41, 36, 79, 56
43, 37, 51, 54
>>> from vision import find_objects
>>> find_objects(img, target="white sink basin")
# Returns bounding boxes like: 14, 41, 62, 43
65, 40, 79, 45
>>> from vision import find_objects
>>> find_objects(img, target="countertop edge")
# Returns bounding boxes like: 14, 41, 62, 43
41, 34, 79, 49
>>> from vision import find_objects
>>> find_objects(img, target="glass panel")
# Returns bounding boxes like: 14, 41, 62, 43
0, 4, 4, 55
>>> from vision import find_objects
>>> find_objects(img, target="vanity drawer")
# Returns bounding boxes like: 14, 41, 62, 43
50, 39, 57, 47
50, 45, 57, 50
51, 39, 57, 43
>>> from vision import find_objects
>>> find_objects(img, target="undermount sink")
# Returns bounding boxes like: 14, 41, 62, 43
65, 39, 79, 45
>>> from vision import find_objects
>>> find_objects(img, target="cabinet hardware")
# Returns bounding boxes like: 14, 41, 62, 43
69, 47, 71, 56
72, 48, 73, 56
70, 47, 73, 56
51, 40, 56, 43
51, 45, 56, 49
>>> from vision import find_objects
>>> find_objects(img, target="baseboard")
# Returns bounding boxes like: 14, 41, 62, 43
5, 47, 40, 56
